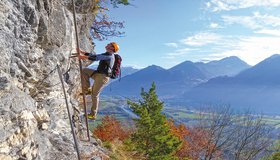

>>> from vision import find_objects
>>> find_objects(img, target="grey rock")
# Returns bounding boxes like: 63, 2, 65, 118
91, 156, 102, 160
48, 6, 66, 47
23, 3, 38, 28
17, 60, 33, 77
36, 16, 48, 45
0, 76, 9, 90
0, 0, 109, 159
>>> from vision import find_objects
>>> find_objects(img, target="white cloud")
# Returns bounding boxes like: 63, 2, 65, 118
173, 33, 280, 65
164, 43, 178, 48
175, 48, 194, 53
207, 0, 280, 12
222, 15, 260, 29
255, 29, 280, 36
222, 13, 280, 30
163, 48, 193, 59
209, 36, 280, 65
165, 1, 280, 66
180, 32, 222, 46
210, 23, 219, 28
122, 64, 144, 69
206, 2, 211, 8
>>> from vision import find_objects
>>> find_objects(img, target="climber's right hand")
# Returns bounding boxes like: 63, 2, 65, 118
76, 48, 87, 54
78, 54, 88, 60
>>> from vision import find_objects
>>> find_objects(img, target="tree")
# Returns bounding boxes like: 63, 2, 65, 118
89, 0, 131, 41
198, 106, 234, 160
109, 0, 130, 7
168, 119, 217, 160
197, 106, 272, 160
90, 14, 125, 41
93, 115, 132, 142
128, 83, 182, 160
272, 153, 280, 160
263, 140, 280, 160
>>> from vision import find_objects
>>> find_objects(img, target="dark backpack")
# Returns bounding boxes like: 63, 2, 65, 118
110, 54, 122, 79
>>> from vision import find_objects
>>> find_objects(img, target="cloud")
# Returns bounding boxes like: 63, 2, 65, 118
255, 29, 280, 36
122, 64, 144, 69
222, 13, 280, 30
162, 33, 223, 62
180, 32, 222, 46
208, 36, 280, 65
163, 48, 194, 59
125, 63, 145, 69
164, 43, 178, 48
176, 48, 194, 53
222, 15, 260, 29
164, 1, 280, 67
210, 23, 219, 28
206, 0, 280, 12
175, 32, 280, 65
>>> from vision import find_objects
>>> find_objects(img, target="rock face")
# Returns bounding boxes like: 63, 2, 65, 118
0, 0, 106, 159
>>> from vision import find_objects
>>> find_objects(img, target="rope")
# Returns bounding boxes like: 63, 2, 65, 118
57, 65, 81, 160
34, 64, 82, 160
35, 0, 94, 143
35, 65, 68, 88
32, 64, 83, 160
36, 65, 58, 87
71, 0, 90, 141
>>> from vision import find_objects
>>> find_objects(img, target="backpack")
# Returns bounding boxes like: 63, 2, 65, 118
110, 54, 122, 79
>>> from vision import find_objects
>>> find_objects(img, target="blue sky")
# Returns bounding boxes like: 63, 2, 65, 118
93, 0, 280, 69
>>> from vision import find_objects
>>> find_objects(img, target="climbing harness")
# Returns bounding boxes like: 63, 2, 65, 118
71, 0, 90, 141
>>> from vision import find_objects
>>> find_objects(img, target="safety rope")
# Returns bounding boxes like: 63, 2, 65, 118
30, 65, 61, 99
57, 64, 81, 160
36, 66, 59, 87
31, 64, 81, 159
36, 65, 72, 89
71, 0, 90, 141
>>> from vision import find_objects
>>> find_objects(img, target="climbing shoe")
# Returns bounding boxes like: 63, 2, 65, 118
87, 114, 95, 120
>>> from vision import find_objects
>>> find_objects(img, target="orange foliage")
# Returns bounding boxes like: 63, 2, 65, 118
93, 115, 132, 142
168, 119, 216, 160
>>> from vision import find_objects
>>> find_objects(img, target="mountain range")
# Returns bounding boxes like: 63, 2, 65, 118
104, 54, 280, 114
104, 56, 250, 98
178, 54, 280, 114
121, 66, 139, 77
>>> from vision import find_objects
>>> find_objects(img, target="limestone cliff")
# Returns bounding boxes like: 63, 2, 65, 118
0, 0, 106, 159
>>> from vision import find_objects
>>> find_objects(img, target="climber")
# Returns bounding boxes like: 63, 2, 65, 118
77, 42, 119, 120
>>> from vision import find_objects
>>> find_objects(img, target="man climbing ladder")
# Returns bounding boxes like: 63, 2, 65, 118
77, 42, 120, 120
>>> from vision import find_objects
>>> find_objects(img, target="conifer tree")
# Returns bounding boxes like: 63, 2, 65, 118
128, 82, 181, 160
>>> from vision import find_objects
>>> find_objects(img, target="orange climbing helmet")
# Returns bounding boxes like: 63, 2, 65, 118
110, 42, 119, 53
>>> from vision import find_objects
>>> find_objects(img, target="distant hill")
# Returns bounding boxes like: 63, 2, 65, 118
120, 66, 139, 77
195, 56, 251, 78
233, 54, 280, 85
178, 54, 280, 114
103, 56, 250, 98
105, 65, 176, 96
169, 61, 207, 80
